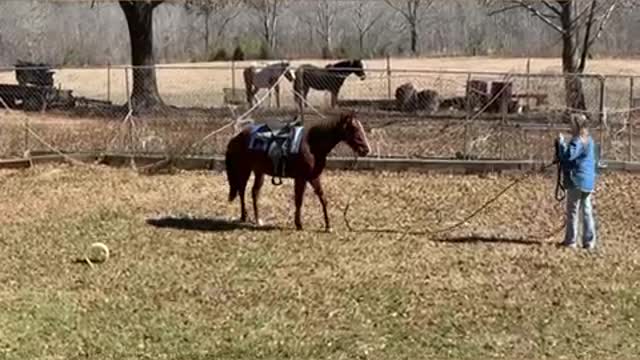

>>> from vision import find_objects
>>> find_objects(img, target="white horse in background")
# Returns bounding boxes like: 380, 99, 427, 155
242, 61, 295, 108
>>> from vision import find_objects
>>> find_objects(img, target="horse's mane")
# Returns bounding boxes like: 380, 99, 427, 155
307, 112, 354, 136
325, 59, 361, 69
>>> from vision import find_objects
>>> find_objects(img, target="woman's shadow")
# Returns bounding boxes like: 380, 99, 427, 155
146, 215, 280, 232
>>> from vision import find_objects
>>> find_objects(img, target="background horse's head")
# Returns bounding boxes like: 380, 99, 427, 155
275, 61, 295, 82
326, 59, 367, 80
337, 111, 370, 157
348, 59, 366, 80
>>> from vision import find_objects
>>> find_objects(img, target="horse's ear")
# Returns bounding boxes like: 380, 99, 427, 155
342, 110, 356, 124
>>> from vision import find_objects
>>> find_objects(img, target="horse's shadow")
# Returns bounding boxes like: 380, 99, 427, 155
146, 216, 280, 232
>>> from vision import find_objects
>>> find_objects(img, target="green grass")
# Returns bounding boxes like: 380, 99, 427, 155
1, 165, 639, 359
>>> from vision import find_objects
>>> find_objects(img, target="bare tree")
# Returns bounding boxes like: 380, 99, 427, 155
117, 0, 164, 112
245, 0, 287, 53
384, 0, 435, 55
184, 0, 242, 58
353, 1, 385, 56
294, 0, 339, 57
487, 0, 629, 111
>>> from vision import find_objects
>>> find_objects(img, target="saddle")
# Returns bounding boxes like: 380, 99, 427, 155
250, 117, 303, 185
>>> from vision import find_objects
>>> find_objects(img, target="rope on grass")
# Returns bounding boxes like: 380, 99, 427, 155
342, 161, 564, 240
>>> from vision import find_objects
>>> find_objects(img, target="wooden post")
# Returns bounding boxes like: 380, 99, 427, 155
463, 73, 471, 156
629, 76, 634, 161
299, 66, 304, 124
525, 58, 531, 111
500, 95, 506, 160
231, 59, 236, 92
124, 67, 133, 153
125, 67, 131, 112
598, 76, 606, 161
24, 117, 29, 157
386, 54, 392, 99
107, 62, 111, 103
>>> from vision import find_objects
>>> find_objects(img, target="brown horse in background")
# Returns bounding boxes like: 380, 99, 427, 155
225, 111, 370, 232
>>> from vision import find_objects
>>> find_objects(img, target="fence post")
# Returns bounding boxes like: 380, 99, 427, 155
598, 75, 606, 161
231, 59, 236, 91
124, 67, 133, 153
23, 116, 30, 157
107, 62, 111, 103
463, 73, 471, 156
525, 58, 531, 111
299, 66, 304, 124
386, 54, 392, 99
629, 76, 634, 162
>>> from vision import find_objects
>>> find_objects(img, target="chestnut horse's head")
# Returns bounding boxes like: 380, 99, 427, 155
338, 111, 370, 157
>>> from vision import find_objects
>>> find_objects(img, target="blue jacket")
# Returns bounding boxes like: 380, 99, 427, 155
557, 135, 597, 193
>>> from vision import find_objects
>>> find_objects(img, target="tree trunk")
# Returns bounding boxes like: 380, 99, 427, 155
119, 1, 164, 113
410, 22, 418, 55
204, 11, 210, 59
559, 0, 586, 111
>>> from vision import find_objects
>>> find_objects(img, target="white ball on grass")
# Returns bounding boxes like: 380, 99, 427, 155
87, 242, 110, 263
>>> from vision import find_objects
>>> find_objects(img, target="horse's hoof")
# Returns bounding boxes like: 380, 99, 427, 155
325, 227, 333, 233
256, 219, 264, 227
295, 225, 303, 231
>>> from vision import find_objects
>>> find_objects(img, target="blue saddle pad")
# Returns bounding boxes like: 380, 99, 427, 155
248, 124, 304, 155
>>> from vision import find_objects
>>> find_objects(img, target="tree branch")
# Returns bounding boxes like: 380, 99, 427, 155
384, 0, 412, 21
578, 0, 597, 72
585, 1, 618, 50
487, 4, 521, 16
541, 0, 562, 16
516, 0, 566, 34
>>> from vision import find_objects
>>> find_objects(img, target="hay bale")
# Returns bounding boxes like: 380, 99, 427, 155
416, 89, 440, 113
395, 82, 418, 112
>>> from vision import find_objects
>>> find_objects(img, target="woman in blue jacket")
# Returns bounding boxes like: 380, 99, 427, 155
557, 114, 598, 250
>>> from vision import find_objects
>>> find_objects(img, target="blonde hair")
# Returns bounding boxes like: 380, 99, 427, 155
570, 113, 589, 135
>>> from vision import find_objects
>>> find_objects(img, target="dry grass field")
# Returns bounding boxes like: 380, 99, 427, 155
1, 164, 639, 359
1, 58, 639, 358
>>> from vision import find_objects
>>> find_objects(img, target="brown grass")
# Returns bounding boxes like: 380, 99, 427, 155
1, 164, 639, 359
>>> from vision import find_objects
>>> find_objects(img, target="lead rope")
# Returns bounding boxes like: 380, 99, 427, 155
553, 138, 566, 202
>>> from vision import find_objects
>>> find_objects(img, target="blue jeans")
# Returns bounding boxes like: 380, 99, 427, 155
563, 188, 597, 248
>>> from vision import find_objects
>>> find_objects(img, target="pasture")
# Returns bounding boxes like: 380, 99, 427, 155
1, 164, 640, 359
2, 56, 640, 359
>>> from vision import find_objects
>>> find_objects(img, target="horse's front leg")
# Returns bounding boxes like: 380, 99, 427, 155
309, 177, 331, 232
294, 178, 307, 230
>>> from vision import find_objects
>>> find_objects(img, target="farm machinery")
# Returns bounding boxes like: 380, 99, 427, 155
0, 61, 112, 112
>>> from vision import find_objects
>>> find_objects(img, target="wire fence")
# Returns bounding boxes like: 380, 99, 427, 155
0, 61, 639, 165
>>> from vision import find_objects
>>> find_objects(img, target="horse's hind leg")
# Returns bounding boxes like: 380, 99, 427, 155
275, 84, 281, 108
252, 171, 265, 226
237, 169, 251, 222
294, 178, 307, 231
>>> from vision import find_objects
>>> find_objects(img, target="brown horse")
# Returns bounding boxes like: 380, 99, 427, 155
225, 111, 371, 232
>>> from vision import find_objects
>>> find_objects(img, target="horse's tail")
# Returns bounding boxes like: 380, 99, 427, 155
243, 67, 255, 104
